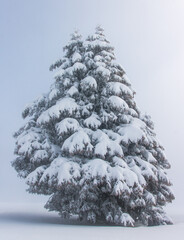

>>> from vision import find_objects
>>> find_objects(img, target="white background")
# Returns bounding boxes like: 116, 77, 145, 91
0, 0, 183, 218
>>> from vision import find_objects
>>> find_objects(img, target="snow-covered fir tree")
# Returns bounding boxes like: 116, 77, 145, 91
12, 26, 174, 227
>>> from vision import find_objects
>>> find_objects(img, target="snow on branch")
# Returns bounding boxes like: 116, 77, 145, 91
108, 96, 129, 112
106, 82, 133, 97
37, 98, 78, 124
62, 130, 93, 156
55, 118, 79, 136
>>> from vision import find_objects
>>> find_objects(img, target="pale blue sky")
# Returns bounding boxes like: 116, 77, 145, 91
0, 0, 184, 208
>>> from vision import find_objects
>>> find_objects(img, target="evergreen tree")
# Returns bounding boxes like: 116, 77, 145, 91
12, 27, 174, 226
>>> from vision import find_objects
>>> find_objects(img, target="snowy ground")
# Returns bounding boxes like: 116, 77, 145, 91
0, 203, 183, 240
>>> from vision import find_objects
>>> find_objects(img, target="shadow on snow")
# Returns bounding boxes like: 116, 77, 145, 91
0, 211, 119, 227
0, 211, 183, 227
